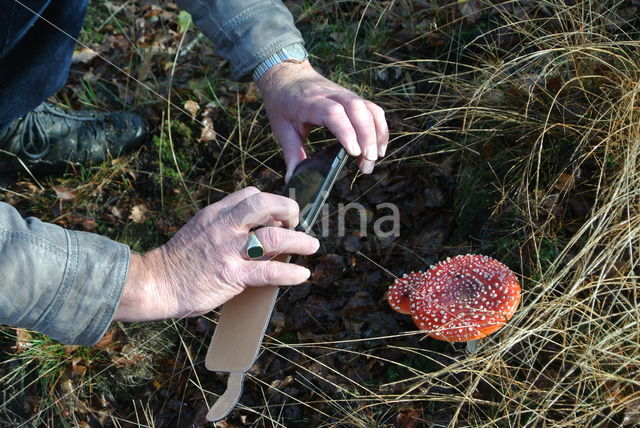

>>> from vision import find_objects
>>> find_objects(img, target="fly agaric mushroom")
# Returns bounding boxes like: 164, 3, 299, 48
388, 255, 521, 342
387, 272, 427, 315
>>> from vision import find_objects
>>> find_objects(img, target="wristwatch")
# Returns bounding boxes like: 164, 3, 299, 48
252, 43, 309, 83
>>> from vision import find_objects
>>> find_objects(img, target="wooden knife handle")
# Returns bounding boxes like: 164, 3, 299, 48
205, 254, 289, 421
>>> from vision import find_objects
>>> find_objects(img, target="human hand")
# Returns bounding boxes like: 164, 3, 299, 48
258, 60, 389, 181
114, 187, 319, 321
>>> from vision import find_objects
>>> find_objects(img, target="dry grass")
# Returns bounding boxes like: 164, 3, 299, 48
324, 1, 640, 426
252, 1, 640, 426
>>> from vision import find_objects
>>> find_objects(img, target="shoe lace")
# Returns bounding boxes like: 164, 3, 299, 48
18, 103, 96, 160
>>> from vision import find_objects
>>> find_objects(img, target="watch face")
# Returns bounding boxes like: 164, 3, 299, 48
283, 44, 308, 60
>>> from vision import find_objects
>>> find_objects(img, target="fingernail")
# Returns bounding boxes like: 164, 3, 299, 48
379, 144, 387, 157
364, 145, 378, 161
347, 140, 361, 157
361, 160, 374, 174
303, 267, 311, 279
285, 167, 294, 183
312, 238, 320, 253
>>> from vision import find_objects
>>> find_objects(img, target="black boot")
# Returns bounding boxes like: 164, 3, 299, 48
0, 102, 148, 175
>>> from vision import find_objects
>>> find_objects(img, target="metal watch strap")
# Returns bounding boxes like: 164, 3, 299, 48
252, 43, 308, 83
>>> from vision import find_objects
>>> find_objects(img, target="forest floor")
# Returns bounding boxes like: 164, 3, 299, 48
1, 0, 640, 427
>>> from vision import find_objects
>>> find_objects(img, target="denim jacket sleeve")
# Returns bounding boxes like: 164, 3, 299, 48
0, 1, 301, 346
174, 0, 304, 79
0, 202, 130, 346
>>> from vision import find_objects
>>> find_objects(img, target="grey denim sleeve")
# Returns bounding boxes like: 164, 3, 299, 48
0, 202, 130, 346
175, 0, 304, 79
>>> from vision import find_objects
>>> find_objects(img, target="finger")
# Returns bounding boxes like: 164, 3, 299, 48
252, 227, 320, 257
301, 99, 361, 157
271, 121, 307, 183
332, 95, 378, 161
357, 157, 375, 174
217, 186, 261, 209
230, 192, 300, 230
243, 261, 311, 286
365, 101, 389, 157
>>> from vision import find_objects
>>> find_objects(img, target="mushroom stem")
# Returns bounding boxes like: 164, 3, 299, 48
465, 339, 482, 353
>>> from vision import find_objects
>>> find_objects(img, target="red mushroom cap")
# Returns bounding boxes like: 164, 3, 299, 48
410, 255, 521, 342
388, 272, 427, 315
387, 255, 521, 342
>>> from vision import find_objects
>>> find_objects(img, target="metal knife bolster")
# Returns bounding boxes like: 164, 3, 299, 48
205, 147, 348, 422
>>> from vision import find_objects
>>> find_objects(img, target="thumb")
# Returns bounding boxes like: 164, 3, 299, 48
272, 121, 307, 182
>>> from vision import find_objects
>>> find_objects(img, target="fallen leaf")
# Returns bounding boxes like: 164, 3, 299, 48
61, 379, 73, 394
102, 33, 130, 53
547, 76, 562, 94
199, 115, 217, 143
184, 100, 199, 119
423, 187, 445, 208
81, 70, 98, 83
72, 48, 98, 64
242, 82, 261, 103
15, 328, 31, 353
129, 204, 150, 224
269, 310, 286, 329
554, 173, 575, 191
458, 0, 482, 23
144, 5, 163, 19
53, 213, 98, 232
70, 213, 98, 232
342, 291, 376, 319
52, 186, 76, 200
617, 6, 638, 20
395, 407, 421, 428
14, 181, 43, 194
622, 393, 640, 426
344, 233, 364, 252
64, 345, 80, 354
112, 346, 145, 367
312, 254, 345, 287
94, 328, 119, 350
70, 362, 87, 380
154, 217, 178, 234
110, 206, 125, 220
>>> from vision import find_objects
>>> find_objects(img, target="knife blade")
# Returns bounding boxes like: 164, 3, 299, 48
205, 146, 348, 421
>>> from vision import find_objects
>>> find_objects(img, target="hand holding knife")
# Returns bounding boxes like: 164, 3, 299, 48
245, 145, 348, 258
205, 146, 348, 421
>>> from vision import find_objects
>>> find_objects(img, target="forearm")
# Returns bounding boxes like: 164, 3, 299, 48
0, 202, 129, 345
174, 0, 304, 79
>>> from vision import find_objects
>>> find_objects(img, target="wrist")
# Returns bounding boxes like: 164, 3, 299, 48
253, 43, 308, 84
257, 59, 314, 94
114, 251, 172, 322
